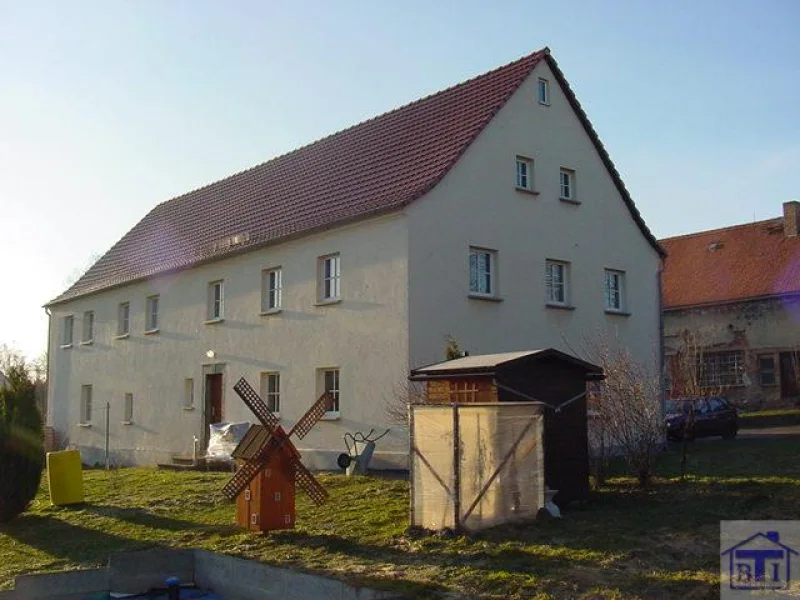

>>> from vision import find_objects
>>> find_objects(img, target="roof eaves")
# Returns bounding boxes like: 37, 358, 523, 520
543, 54, 666, 259
44, 203, 408, 307
664, 291, 800, 312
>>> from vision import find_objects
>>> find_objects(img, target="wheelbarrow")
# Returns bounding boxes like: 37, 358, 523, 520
336, 428, 390, 476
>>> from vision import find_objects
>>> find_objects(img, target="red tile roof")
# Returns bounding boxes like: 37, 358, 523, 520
49, 48, 662, 305
660, 217, 800, 309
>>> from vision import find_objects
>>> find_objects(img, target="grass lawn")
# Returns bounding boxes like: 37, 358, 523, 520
1, 437, 798, 599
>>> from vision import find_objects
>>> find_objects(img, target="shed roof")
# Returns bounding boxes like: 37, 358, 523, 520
48, 48, 662, 306
410, 348, 603, 380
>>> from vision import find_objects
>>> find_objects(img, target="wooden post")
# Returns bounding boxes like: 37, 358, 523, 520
452, 404, 461, 531
408, 403, 416, 528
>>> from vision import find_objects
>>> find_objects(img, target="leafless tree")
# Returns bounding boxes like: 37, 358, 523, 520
667, 328, 728, 479
584, 336, 663, 487
383, 379, 426, 426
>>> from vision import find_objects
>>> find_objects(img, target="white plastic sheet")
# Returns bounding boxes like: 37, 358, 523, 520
410, 402, 545, 532
206, 422, 251, 460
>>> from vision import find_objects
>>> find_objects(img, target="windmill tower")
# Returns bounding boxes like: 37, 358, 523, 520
222, 377, 332, 532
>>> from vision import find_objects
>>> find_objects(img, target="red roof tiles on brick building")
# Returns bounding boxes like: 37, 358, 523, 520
660, 204, 800, 309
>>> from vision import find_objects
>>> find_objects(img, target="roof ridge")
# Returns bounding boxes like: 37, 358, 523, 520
149, 48, 549, 212
659, 216, 784, 242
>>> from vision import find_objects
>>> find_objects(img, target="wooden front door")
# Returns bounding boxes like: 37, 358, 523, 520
779, 352, 799, 399
205, 373, 223, 425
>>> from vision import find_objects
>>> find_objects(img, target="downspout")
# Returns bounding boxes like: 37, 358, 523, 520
658, 261, 666, 419
44, 306, 52, 427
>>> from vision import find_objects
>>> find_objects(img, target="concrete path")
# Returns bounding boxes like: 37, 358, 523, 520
738, 424, 800, 438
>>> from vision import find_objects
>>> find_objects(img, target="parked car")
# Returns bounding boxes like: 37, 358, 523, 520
665, 396, 739, 440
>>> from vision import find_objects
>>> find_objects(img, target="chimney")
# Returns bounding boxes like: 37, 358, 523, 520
765, 531, 780, 544
784, 201, 800, 238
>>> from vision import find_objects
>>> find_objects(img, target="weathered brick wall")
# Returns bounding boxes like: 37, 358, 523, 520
664, 297, 800, 407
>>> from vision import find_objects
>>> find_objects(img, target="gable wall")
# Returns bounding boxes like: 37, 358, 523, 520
407, 60, 662, 370
46, 213, 410, 467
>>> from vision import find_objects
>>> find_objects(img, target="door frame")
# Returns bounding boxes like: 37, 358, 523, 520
201, 362, 226, 449
779, 352, 799, 400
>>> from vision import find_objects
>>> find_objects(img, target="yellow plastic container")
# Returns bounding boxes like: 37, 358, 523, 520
47, 450, 84, 506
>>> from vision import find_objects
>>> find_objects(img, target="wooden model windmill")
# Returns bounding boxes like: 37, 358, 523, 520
222, 377, 332, 532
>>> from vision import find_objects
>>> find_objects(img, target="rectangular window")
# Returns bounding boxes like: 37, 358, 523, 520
759, 355, 776, 386
560, 168, 575, 201
546, 260, 570, 305
123, 393, 133, 423
61, 315, 74, 347
80, 384, 92, 424
262, 267, 282, 312
82, 311, 94, 343
322, 368, 340, 414
604, 269, 625, 312
207, 280, 224, 320
260, 372, 281, 413
319, 254, 341, 301
117, 302, 130, 336
184, 378, 194, 408
515, 157, 532, 190
145, 295, 159, 332
537, 78, 550, 105
469, 247, 496, 296
697, 351, 744, 388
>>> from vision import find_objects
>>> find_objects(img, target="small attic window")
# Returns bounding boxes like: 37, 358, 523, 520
537, 78, 550, 105
708, 241, 724, 251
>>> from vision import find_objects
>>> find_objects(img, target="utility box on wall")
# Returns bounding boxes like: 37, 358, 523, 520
409, 402, 545, 532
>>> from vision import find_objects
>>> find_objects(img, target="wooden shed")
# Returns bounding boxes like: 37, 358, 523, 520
409, 348, 603, 505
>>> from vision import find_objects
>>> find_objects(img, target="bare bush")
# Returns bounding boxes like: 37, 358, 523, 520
586, 338, 663, 487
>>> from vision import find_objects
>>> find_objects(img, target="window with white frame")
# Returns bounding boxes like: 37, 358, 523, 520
469, 247, 496, 297
545, 260, 570, 305
145, 295, 159, 332
123, 392, 133, 424
184, 378, 194, 408
262, 267, 282, 312
260, 372, 280, 413
321, 368, 340, 414
80, 384, 92, 424
515, 157, 533, 190
604, 269, 626, 312
61, 315, 74, 347
207, 280, 224, 321
82, 311, 94, 343
117, 302, 130, 336
559, 168, 575, 201
537, 78, 550, 105
697, 351, 744, 387
319, 254, 340, 302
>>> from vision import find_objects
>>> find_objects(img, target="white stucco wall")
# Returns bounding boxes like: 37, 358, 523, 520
406, 61, 662, 370
47, 213, 409, 468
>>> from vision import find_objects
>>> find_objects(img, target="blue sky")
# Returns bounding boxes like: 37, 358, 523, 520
1, 0, 798, 359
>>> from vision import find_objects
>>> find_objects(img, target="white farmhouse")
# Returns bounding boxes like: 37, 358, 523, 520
45, 48, 664, 468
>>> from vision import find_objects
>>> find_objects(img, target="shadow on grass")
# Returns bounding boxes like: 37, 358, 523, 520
74, 504, 238, 535
0, 513, 160, 564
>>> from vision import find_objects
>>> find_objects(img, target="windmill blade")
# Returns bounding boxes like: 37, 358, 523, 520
233, 377, 281, 432
221, 453, 269, 500
294, 459, 329, 505
289, 392, 334, 439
